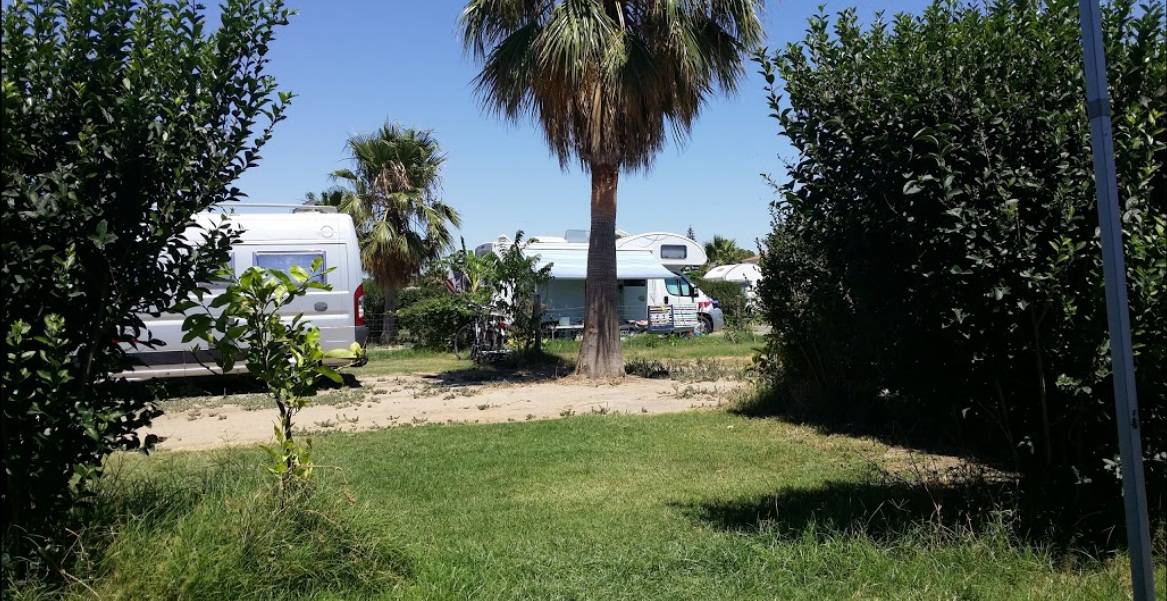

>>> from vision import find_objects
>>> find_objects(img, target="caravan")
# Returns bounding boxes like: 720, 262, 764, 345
121, 206, 368, 378
477, 230, 724, 335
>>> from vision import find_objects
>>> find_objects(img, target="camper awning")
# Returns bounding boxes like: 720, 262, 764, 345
526, 248, 676, 280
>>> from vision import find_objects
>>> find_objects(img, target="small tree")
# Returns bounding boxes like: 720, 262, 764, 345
302, 187, 349, 208
491, 232, 552, 352
446, 240, 499, 296
1, 0, 290, 538
181, 260, 359, 487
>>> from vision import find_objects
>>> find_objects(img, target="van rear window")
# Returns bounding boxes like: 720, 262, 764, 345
253, 251, 327, 283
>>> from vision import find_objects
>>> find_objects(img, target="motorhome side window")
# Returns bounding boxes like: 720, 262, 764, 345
253, 251, 327, 283
665, 278, 693, 297
660, 244, 687, 260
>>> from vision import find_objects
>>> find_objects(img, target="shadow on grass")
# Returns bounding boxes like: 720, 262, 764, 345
13, 454, 413, 597
150, 371, 363, 400
420, 349, 576, 385
729, 385, 978, 464
673, 473, 1132, 561
675, 477, 1013, 541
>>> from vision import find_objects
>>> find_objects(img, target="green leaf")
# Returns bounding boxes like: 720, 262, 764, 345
315, 365, 342, 383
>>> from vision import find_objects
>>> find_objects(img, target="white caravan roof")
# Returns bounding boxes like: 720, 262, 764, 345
525, 247, 676, 280
193, 211, 356, 243
703, 263, 763, 285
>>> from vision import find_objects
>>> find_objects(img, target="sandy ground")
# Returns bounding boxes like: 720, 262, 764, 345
148, 374, 744, 451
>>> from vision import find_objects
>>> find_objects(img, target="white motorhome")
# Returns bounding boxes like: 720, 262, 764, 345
702, 262, 764, 302
477, 231, 722, 334
122, 207, 368, 378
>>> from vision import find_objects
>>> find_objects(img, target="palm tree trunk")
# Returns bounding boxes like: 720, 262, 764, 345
381, 285, 398, 345
576, 163, 624, 378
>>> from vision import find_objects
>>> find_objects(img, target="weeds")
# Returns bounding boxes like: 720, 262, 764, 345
4, 454, 407, 600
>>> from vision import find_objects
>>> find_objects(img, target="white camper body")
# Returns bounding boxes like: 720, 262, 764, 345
122, 209, 368, 379
476, 235, 706, 335
613, 232, 707, 271
702, 262, 764, 302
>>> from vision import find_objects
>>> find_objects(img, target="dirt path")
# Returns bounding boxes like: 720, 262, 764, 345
148, 375, 744, 451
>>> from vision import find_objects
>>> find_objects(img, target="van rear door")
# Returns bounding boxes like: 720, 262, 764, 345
242, 244, 355, 350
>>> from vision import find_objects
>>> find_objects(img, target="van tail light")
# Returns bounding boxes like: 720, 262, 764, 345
354, 283, 366, 327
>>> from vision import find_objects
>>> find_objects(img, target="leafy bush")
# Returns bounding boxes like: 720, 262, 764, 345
1, 0, 290, 543
693, 277, 750, 325
396, 232, 551, 352
755, 0, 1164, 535
491, 232, 552, 351
396, 294, 481, 350
362, 273, 458, 344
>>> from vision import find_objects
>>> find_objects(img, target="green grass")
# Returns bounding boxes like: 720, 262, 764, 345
359, 331, 761, 378
543, 330, 763, 362
10, 412, 1145, 600
360, 347, 474, 376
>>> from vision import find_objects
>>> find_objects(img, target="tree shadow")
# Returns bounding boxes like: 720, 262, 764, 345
675, 478, 1000, 538
149, 371, 363, 400
420, 350, 575, 386
670, 474, 1118, 560
729, 386, 990, 466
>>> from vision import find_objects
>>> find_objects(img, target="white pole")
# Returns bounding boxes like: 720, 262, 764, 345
1076, 2, 1156, 599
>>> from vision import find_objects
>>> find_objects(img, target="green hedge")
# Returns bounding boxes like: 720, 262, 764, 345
395, 294, 479, 350
755, 0, 1165, 537
692, 277, 749, 325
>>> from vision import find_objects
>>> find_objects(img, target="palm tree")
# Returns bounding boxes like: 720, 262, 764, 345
704, 235, 751, 267
331, 123, 461, 344
461, 0, 763, 378
302, 186, 348, 208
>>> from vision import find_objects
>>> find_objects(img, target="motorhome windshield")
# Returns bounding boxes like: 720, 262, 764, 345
666, 277, 695, 297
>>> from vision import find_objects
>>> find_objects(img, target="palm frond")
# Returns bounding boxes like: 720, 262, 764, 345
330, 123, 462, 288
462, 0, 763, 172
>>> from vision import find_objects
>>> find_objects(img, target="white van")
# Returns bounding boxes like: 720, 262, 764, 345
121, 207, 368, 378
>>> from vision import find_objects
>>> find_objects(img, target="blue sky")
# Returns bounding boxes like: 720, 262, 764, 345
235, 0, 933, 252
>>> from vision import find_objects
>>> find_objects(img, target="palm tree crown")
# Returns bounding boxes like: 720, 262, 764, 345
332, 123, 461, 290
331, 123, 461, 342
302, 186, 348, 208
704, 235, 750, 266
461, 0, 763, 172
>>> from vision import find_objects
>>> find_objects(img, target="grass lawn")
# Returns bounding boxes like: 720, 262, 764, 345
359, 331, 761, 377
15, 412, 1143, 600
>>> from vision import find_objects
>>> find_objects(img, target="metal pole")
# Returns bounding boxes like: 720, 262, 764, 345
1076, 2, 1156, 599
